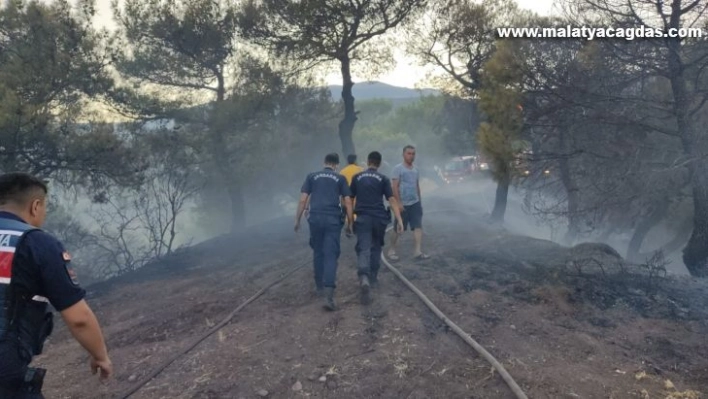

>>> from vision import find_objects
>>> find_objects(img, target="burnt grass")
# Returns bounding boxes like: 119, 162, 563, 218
453, 247, 708, 322
37, 197, 708, 398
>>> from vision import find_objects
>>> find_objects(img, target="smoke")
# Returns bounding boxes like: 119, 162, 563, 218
422, 173, 691, 275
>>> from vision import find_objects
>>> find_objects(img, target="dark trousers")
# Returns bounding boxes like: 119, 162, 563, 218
354, 215, 388, 278
308, 213, 343, 288
0, 343, 44, 399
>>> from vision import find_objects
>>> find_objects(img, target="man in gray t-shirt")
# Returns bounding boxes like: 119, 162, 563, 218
388, 145, 430, 261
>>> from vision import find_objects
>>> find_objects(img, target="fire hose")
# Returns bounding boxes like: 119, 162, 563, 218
116, 209, 527, 399
116, 258, 310, 399
382, 210, 528, 399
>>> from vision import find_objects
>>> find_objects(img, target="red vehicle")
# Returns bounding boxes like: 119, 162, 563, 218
438, 156, 476, 184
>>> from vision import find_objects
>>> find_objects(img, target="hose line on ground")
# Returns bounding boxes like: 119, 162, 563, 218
116, 207, 526, 398
382, 222, 529, 399
116, 258, 310, 399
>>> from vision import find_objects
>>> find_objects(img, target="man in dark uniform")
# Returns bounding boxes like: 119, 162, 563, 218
350, 151, 404, 304
295, 154, 353, 311
0, 172, 112, 398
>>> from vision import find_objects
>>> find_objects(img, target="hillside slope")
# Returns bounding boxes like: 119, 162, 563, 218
36, 181, 708, 399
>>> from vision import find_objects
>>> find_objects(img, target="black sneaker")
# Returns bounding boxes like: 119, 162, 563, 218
323, 287, 337, 311
360, 275, 371, 305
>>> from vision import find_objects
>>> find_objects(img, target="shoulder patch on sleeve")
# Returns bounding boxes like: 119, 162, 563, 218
62, 251, 79, 285
65, 265, 79, 285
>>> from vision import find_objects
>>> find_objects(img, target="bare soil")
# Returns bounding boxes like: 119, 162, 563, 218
36, 195, 708, 399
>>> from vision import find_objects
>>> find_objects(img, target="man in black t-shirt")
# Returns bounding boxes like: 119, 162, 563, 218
350, 152, 403, 304
0, 172, 112, 398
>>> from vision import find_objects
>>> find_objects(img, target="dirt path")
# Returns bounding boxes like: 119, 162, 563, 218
36, 197, 708, 399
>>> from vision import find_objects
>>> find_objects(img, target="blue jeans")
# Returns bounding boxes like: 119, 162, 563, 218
308, 213, 343, 288
0, 343, 44, 399
354, 215, 388, 278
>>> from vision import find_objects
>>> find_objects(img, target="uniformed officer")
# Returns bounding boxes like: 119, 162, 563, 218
0, 172, 113, 398
349, 152, 404, 304
295, 154, 354, 311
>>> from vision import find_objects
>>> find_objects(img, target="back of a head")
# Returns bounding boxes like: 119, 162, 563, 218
367, 151, 382, 168
324, 153, 340, 166
347, 154, 357, 165
0, 172, 48, 207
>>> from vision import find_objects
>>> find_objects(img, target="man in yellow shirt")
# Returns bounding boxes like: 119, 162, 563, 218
340, 154, 363, 185
340, 154, 363, 222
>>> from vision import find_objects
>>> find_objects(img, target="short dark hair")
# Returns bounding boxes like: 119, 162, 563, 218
367, 151, 382, 167
347, 154, 357, 165
403, 145, 415, 153
324, 153, 340, 165
0, 172, 48, 206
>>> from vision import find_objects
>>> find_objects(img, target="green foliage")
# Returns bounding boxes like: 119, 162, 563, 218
410, 0, 521, 94
477, 40, 524, 182
356, 99, 395, 127
240, 0, 426, 66
112, 0, 239, 102
353, 94, 462, 160
0, 0, 139, 188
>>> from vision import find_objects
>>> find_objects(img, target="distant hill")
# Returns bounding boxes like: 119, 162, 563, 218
327, 81, 439, 101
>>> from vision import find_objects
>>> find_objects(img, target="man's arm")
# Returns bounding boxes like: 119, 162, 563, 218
295, 193, 310, 229
391, 178, 401, 203
391, 166, 402, 204
384, 178, 403, 230
349, 175, 357, 199
296, 175, 312, 231
28, 231, 112, 379
416, 170, 421, 202
339, 178, 354, 225
60, 300, 112, 378
388, 196, 404, 225
343, 196, 354, 223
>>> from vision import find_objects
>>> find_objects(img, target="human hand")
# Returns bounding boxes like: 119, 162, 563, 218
91, 356, 113, 382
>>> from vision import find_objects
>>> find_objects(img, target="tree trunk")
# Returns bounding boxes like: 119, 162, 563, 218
664, 1, 708, 276
490, 174, 510, 223
558, 128, 581, 244
211, 69, 244, 231
682, 164, 708, 276
638, 216, 693, 259
227, 184, 245, 233
338, 55, 357, 157
626, 199, 669, 262
216, 71, 225, 102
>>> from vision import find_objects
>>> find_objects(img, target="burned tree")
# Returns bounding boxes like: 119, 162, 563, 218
408, 0, 527, 222
408, 0, 519, 94
111, 0, 254, 230
487, 13, 697, 259
239, 0, 427, 156
568, 0, 708, 275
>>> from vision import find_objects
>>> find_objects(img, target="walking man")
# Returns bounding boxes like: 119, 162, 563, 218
340, 154, 363, 186
350, 152, 403, 303
0, 172, 112, 398
295, 153, 353, 310
388, 145, 430, 261
340, 154, 363, 224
